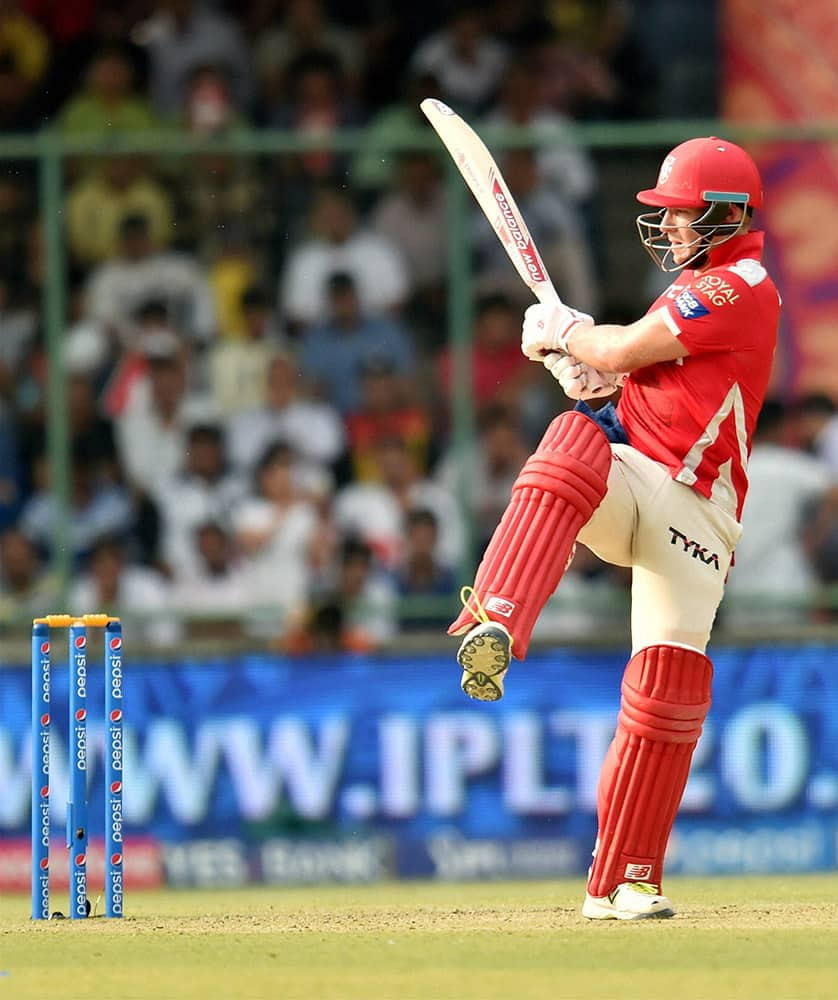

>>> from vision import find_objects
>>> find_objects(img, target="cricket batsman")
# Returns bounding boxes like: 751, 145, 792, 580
447, 137, 781, 919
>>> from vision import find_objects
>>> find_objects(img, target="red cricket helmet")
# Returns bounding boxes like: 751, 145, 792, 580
636, 137, 763, 271
637, 136, 763, 209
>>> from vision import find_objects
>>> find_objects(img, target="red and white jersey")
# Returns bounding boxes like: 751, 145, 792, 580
617, 232, 780, 521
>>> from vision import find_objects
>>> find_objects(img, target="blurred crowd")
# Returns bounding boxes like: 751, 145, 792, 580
0, 0, 834, 649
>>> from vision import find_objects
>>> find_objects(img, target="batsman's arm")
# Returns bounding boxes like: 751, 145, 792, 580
564, 308, 688, 373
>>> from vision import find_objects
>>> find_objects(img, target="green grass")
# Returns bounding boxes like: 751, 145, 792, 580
2, 875, 838, 1000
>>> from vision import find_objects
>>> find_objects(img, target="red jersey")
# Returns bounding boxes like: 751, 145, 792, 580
617, 232, 780, 520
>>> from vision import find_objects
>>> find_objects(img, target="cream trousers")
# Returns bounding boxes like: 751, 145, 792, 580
577, 444, 742, 654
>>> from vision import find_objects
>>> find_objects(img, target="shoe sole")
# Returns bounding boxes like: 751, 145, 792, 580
457, 625, 511, 701
581, 900, 676, 921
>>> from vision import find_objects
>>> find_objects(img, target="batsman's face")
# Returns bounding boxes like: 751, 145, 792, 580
659, 207, 705, 265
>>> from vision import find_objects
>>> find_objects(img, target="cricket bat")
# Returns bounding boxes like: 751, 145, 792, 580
420, 97, 562, 308
421, 97, 618, 398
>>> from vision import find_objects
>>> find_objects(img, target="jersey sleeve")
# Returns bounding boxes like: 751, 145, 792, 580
659, 261, 770, 356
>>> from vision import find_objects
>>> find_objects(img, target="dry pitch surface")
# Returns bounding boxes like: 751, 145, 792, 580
3, 875, 838, 1000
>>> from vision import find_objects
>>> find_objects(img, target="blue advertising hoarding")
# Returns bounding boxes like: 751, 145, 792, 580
1, 644, 836, 885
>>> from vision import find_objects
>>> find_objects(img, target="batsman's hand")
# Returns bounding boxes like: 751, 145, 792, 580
542, 352, 625, 400
521, 303, 593, 361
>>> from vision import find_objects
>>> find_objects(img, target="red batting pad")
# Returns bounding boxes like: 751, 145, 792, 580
587, 644, 713, 897
448, 410, 610, 658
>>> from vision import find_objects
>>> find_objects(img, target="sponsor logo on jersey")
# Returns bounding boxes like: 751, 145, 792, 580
668, 526, 720, 571
692, 273, 740, 306
674, 289, 710, 320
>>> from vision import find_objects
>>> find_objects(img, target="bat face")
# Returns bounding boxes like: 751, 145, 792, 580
420, 97, 558, 306
421, 98, 618, 397
488, 174, 550, 284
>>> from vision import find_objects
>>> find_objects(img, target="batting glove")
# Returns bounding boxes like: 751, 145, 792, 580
521, 303, 593, 361
542, 352, 626, 400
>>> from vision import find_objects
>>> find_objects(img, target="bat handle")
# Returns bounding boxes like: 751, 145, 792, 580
533, 282, 563, 309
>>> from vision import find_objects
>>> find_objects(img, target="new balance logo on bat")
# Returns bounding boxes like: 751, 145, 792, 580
668, 526, 720, 570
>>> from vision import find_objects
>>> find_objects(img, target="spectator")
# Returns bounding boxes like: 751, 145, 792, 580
437, 292, 541, 417
112, 332, 197, 499
535, 1, 634, 119
170, 520, 253, 633
804, 491, 838, 610
19, 370, 121, 488
786, 399, 838, 612
176, 155, 270, 271
395, 508, 457, 631
299, 271, 416, 414
169, 64, 270, 266
333, 435, 463, 571
409, 5, 508, 116
370, 151, 447, 340
330, 537, 397, 650
19, 443, 135, 566
533, 544, 631, 642
70, 536, 181, 647
21, 0, 100, 120
156, 422, 246, 576
84, 213, 216, 344
0, 267, 37, 404
265, 49, 363, 204
279, 186, 409, 332
291, 537, 397, 653
344, 358, 432, 481
0, 177, 37, 300
202, 222, 263, 337
792, 393, 838, 475
102, 302, 194, 420
62, 318, 113, 386
134, 0, 253, 119
57, 44, 157, 140
472, 146, 599, 314
226, 350, 344, 482
0, 405, 22, 529
435, 404, 530, 553
485, 56, 596, 201
350, 70, 440, 195
232, 442, 323, 629
253, 0, 363, 114
622, 0, 716, 119
178, 62, 247, 136
0, 527, 56, 623
723, 400, 833, 626
67, 157, 174, 267
284, 599, 343, 654
0, 0, 50, 130
209, 286, 286, 416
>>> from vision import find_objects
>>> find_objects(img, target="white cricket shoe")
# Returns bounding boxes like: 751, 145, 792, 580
582, 882, 675, 920
457, 620, 512, 701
